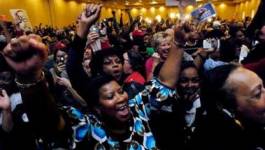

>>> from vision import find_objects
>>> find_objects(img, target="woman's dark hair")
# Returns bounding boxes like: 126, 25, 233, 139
177, 61, 199, 84
229, 25, 246, 38
180, 61, 198, 72
52, 41, 68, 61
90, 47, 123, 77
208, 29, 224, 38
87, 74, 116, 107
127, 50, 145, 76
201, 64, 239, 115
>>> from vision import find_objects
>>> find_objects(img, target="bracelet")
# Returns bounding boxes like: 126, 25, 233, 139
15, 71, 45, 89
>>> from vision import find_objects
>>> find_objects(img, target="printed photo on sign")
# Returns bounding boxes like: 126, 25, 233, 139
10, 9, 32, 31
191, 3, 216, 22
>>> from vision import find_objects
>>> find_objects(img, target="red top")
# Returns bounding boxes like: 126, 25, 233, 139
145, 57, 154, 80
101, 40, 111, 49
124, 72, 146, 85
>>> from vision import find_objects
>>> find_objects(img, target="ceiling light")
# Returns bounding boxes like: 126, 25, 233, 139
151, 0, 158, 4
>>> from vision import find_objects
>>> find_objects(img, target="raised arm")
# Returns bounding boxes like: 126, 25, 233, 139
120, 13, 124, 27
125, 9, 133, 25
111, 11, 120, 34
2, 35, 65, 137
158, 28, 185, 88
67, 4, 102, 101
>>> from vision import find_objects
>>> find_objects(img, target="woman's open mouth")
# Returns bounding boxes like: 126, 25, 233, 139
116, 103, 130, 117
113, 70, 122, 78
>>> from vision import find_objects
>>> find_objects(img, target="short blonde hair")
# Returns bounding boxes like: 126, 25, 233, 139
152, 32, 173, 51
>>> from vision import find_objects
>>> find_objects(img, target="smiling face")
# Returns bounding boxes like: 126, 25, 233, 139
226, 67, 265, 125
157, 38, 171, 61
178, 67, 200, 102
103, 55, 123, 81
98, 80, 130, 123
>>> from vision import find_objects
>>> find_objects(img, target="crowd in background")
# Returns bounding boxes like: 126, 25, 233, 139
0, 3, 265, 150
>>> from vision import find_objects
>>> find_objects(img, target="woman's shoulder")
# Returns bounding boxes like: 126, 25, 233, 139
124, 71, 145, 85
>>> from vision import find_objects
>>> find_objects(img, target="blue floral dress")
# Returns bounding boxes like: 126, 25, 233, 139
64, 79, 176, 150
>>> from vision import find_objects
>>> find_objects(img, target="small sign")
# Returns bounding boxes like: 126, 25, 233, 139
191, 3, 216, 22
10, 9, 32, 31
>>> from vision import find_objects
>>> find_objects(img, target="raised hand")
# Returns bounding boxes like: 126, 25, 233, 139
87, 31, 100, 45
77, 4, 103, 39
174, 25, 186, 46
0, 90, 11, 111
55, 77, 72, 88
55, 65, 65, 75
2, 34, 48, 81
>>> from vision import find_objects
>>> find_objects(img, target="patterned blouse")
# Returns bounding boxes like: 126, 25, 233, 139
64, 79, 176, 150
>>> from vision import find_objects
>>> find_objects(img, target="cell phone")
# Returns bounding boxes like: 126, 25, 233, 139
90, 25, 99, 34
59, 56, 65, 63
60, 56, 64, 61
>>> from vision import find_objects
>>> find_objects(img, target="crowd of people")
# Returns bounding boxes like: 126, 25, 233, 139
0, 3, 265, 150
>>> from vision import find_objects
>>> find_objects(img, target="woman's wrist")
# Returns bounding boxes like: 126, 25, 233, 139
77, 26, 89, 39
16, 70, 43, 83
15, 71, 45, 88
